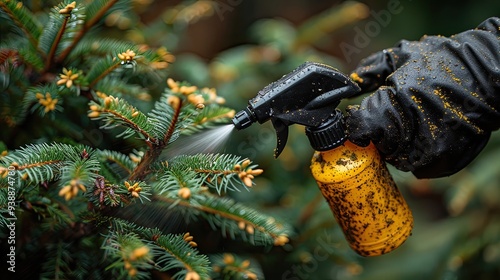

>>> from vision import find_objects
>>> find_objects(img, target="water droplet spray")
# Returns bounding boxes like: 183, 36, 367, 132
162, 124, 235, 158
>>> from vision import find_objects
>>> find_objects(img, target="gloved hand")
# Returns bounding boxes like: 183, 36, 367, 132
345, 17, 500, 178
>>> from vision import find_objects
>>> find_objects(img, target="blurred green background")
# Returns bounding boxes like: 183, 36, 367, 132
5, 0, 500, 279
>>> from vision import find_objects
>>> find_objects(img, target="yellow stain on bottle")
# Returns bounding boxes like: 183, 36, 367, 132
310, 141, 414, 257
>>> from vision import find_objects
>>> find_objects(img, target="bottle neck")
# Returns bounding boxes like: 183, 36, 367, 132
305, 109, 347, 151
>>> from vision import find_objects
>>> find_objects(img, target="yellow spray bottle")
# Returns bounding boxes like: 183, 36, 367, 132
307, 109, 413, 256
232, 62, 413, 256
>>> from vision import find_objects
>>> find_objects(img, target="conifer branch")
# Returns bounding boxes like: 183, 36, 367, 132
41, 241, 70, 279
1, 143, 68, 183
93, 78, 148, 101
57, 0, 119, 62
128, 97, 183, 181
128, 149, 160, 182
18, 44, 45, 71
69, 38, 135, 60
146, 93, 180, 143
0, 1, 42, 50
85, 0, 119, 30
103, 108, 153, 141
99, 150, 136, 177
153, 194, 291, 246
44, 15, 69, 72
210, 254, 263, 280
88, 97, 157, 142
88, 92, 190, 182
12, 160, 63, 171
88, 61, 121, 88
194, 168, 238, 175
167, 154, 262, 193
53, 241, 66, 279
163, 96, 183, 145
187, 105, 235, 133
154, 238, 203, 278
101, 218, 210, 279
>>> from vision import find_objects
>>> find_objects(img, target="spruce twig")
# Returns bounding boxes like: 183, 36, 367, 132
88, 62, 121, 88
98, 217, 211, 279
44, 15, 69, 72
88, 96, 157, 142
57, 0, 119, 63
104, 108, 154, 142
152, 194, 290, 246
128, 97, 183, 181
0, 1, 42, 51
163, 97, 183, 145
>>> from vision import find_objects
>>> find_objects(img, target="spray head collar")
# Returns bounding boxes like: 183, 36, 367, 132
232, 62, 361, 157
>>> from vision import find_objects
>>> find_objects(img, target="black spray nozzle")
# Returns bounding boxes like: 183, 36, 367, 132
232, 62, 361, 158
233, 108, 256, 130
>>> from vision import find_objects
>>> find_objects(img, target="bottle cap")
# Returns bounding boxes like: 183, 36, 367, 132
305, 109, 347, 151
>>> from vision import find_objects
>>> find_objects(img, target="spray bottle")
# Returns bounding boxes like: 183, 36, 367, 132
232, 62, 413, 256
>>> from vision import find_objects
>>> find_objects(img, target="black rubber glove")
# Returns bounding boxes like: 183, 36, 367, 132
345, 17, 500, 178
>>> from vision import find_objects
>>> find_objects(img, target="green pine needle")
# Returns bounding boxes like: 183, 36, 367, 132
37, 1, 87, 63
182, 105, 235, 136
168, 153, 252, 193
152, 189, 292, 247
97, 149, 137, 180
85, 55, 122, 88
0, 0, 43, 48
69, 37, 135, 60
153, 234, 211, 280
93, 77, 149, 101
1, 143, 70, 184
39, 202, 74, 231
210, 254, 264, 280
103, 218, 211, 280
85, 0, 127, 28
102, 231, 153, 279
196, 195, 292, 246
1, 65, 31, 125
18, 43, 45, 71
88, 96, 157, 141
1, 2, 301, 277
147, 92, 183, 143
38, 4, 67, 55
40, 241, 72, 280
154, 168, 202, 196
0, 143, 101, 196
53, 2, 87, 57
59, 150, 101, 189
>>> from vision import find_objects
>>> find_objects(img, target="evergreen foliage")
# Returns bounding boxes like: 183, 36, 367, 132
0, 1, 291, 279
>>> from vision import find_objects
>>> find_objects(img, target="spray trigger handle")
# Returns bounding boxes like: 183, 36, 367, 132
232, 62, 361, 157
